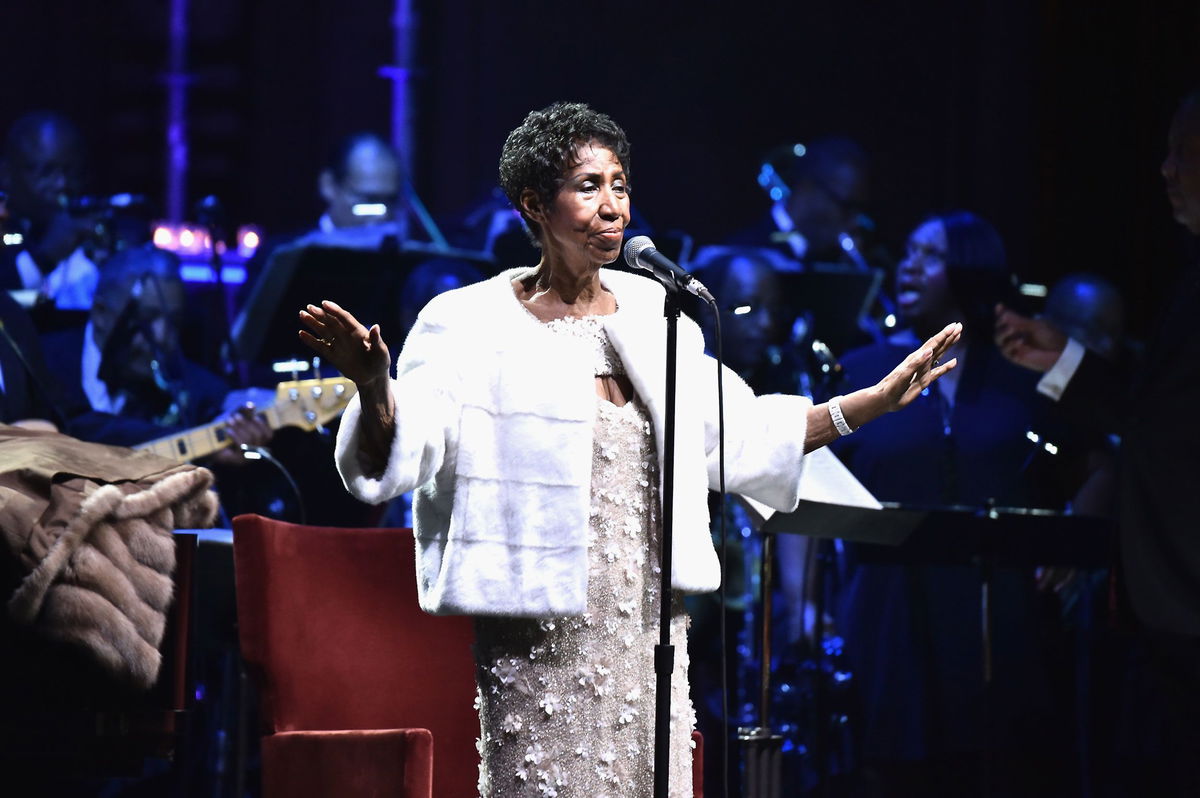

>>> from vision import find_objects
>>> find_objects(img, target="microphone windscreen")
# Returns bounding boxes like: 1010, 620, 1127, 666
623, 235, 654, 269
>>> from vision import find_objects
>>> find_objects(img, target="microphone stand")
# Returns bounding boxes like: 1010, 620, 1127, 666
653, 280, 681, 798
196, 196, 246, 387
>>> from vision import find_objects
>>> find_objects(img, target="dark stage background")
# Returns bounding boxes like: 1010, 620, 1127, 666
2, 0, 1197, 338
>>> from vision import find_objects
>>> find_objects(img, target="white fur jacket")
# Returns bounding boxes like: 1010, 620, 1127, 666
335, 268, 812, 617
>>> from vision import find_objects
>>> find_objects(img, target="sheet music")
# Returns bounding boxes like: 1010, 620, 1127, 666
740, 446, 881, 524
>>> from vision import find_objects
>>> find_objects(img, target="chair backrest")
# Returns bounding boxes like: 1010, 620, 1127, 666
232, 514, 478, 797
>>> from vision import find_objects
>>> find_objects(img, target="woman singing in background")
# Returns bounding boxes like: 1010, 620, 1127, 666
832, 211, 1072, 796
299, 102, 961, 796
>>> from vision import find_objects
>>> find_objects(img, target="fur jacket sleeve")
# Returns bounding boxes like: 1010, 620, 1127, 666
335, 268, 811, 616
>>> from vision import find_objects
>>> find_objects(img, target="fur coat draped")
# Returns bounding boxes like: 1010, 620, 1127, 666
1, 427, 218, 688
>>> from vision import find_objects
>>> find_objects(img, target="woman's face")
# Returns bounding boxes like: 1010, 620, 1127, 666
895, 219, 955, 327
536, 142, 630, 269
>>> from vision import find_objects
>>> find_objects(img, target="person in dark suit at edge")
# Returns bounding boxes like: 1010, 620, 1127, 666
995, 90, 1200, 795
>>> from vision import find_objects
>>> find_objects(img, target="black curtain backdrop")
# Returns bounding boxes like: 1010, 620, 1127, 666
1, 0, 1197, 337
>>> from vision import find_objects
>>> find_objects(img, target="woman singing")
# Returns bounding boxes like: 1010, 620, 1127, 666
299, 102, 961, 796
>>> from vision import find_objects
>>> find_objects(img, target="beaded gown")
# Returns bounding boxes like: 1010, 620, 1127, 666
473, 314, 696, 797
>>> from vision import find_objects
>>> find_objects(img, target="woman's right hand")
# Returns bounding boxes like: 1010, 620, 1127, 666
873, 321, 962, 413
300, 300, 396, 472
298, 300, 392, 387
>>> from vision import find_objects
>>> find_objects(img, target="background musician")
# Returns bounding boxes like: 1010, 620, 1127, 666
41, 245, 272, 465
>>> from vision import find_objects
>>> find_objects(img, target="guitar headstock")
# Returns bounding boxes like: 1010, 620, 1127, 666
273, 376, 357, 432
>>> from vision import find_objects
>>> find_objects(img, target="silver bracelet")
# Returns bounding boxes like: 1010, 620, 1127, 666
828, 395, 854, 436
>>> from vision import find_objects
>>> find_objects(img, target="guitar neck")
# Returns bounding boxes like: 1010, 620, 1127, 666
133, 405, 282, 463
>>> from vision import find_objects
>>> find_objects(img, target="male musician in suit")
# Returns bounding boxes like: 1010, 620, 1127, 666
728, 136, 873, 267
995, 90, 1200, 793
0, 112, 104, 311
226, 133, 407, 526
238, 132, 405, 301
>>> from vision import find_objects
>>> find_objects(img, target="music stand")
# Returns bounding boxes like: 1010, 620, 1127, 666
774, 262, 884, 356
231, 236, 493, 369
729, 450, 880, 796
763, 499, 1112, 797
763, 501, 1111, 568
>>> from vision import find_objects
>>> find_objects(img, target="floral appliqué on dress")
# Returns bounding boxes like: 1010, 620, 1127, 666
473, 314, 695, 797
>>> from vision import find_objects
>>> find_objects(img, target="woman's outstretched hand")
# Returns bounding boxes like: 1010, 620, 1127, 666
298, 300, 391, 387
804, 321, 963, 453
876, 321, 963, 412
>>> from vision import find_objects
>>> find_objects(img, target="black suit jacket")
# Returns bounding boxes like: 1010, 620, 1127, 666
0, 249, 23, 293
0, 290, 70, 424
1060, 263, 1200, 635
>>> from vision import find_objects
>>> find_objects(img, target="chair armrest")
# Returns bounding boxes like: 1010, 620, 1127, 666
261, 728, 433, 798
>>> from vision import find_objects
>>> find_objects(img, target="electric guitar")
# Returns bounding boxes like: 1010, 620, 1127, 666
132, 376, 357, 464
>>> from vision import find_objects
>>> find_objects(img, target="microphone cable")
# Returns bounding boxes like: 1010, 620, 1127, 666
238, 443, 308, 525
703, 293, 731, 798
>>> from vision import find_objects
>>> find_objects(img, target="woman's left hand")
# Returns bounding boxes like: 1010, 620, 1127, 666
874, 322, 963, 412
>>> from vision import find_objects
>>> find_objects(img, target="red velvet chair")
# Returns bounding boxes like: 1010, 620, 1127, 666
231, 514, 478, 798
232, 513, 704, 797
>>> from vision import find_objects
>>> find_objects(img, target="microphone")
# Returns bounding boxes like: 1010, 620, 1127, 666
623, 235, 714, 302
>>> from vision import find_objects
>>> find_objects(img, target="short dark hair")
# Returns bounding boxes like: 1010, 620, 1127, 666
691, 247, 782, 299
400, 258, 484, 312
497, 102, 631, 247
764, 136, 867, 196
4, 110, 83, 162
1043, 272, 1124, 358
325, 132, 398, 183
95, 244, 181, 310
